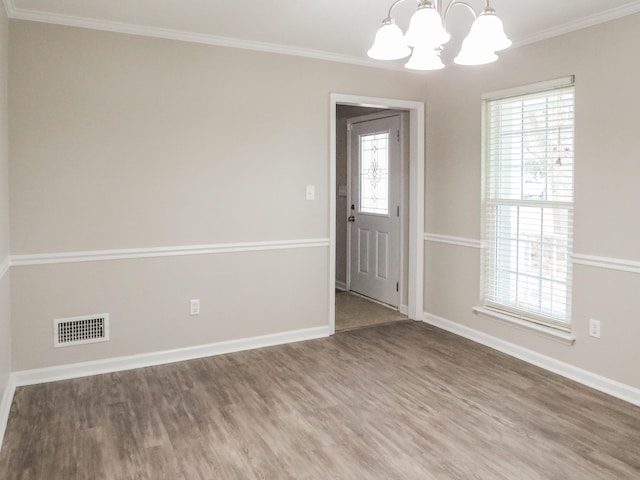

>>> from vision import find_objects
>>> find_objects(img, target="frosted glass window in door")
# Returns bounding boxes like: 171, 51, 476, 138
359, 132, 389, 215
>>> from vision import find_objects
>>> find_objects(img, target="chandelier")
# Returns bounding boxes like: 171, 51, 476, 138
368, 0, 511, 70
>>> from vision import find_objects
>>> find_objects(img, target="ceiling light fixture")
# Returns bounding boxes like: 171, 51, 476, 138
368, 0, 511, 70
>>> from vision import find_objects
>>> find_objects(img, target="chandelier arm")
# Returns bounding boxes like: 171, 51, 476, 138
384, 0, 418, 21
443, 1, 478, 19
442, 0, 477, 28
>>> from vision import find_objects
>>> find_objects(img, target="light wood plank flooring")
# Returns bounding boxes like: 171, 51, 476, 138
1, 322, 638, 479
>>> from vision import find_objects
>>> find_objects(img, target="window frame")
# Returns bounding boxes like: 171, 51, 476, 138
479, 76, 576, 336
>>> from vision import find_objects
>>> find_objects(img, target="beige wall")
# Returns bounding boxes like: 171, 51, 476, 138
424, 13, 640, 388
6, 12, 639, 393
11, 249, 329, 370
0, 4, 11, 402
9, 20, 426, 370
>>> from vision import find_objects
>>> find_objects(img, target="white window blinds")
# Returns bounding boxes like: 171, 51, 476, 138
482, 79, 575, 331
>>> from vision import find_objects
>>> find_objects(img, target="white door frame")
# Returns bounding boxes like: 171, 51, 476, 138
329, 94, 425, 334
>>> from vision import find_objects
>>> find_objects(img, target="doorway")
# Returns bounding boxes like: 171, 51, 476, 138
329, 95, 425, 334
336, 109, 406, 332
348, 113, 403, 308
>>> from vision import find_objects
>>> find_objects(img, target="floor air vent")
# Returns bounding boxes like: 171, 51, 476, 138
54, 314, 109, 347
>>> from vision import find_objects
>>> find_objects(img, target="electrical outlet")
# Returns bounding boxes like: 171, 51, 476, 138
190, 299, 200, 316
589, 318, 601, 338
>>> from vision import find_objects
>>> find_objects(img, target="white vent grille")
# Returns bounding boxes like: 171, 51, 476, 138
54, 314, 109, 347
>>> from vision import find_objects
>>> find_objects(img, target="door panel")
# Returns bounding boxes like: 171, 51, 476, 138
377, 232, 388, 280
358, 228, 369, 274
349, 115, 401, 307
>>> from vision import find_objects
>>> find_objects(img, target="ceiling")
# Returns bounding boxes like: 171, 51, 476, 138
5, 0, 640, 69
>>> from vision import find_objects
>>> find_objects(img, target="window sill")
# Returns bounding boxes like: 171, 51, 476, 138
472, 306, 576, 345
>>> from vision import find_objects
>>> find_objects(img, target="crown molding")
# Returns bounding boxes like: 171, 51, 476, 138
514, 1, 640, 48
8, 0, 640, 71
3, 0, 402, 71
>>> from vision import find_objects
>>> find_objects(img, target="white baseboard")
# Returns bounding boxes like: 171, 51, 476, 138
335, 281, 347, 291
11, 325, 330, 387
0, 375, 17, 451
399, 304, 409, 316
0, 325, 327, 451
423, 312, 640, 407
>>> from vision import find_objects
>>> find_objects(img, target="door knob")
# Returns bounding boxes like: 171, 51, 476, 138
348, 215, 355, 222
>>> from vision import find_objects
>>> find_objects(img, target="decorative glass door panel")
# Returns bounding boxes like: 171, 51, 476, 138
359, 132, 389, 215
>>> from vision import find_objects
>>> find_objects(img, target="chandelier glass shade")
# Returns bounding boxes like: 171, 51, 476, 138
368, 0, 511, 70
405, 46, 445, 70
404, 4, 450, 48
367, 20, 412, 60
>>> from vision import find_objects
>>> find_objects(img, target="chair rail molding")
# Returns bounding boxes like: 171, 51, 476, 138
424, 233, 482, 249
10, 238, 330, 267
423, 235, 640, 276
572, 253, 640, 275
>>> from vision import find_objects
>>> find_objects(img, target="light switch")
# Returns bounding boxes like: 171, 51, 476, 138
306, 185, 315, 201
338, 185, 348, 197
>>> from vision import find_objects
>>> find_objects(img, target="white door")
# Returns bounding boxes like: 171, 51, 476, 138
348, 115, 401, 307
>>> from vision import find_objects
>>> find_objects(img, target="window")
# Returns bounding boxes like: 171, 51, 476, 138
481, 77, 575, 332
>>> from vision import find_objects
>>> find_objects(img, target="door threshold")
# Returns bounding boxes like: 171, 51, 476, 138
347, 290, 399, 311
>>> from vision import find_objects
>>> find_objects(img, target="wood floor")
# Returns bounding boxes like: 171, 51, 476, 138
1, 322, 638, 479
